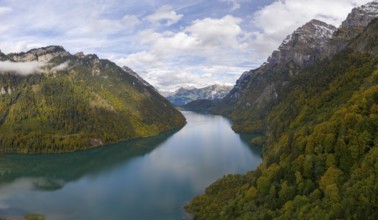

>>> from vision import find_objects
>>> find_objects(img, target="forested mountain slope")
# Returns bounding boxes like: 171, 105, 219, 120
187, 2, 378, 220
0, 46, 185, 153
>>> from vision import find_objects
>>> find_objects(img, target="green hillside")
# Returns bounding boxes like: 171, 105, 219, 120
186, 19, 378, 220
0, 47, 186, 153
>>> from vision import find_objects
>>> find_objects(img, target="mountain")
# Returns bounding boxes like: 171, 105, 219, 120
215, 19, 337, 132
187, 1, 378, 219
332, 1, 378, 52
166, 84, 232, 106
0, 46, 186, 153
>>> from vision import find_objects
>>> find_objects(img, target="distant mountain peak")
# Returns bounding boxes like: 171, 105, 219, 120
167, 84, 232, 106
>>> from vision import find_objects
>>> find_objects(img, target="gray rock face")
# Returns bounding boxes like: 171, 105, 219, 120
8, 45, 70, 62
339, 1, 378, 33
74, 52, 85, 59
228, 71, 252, 100
332, 1, 378, 51
268, 19, 336, 71
224, 20, 336, 108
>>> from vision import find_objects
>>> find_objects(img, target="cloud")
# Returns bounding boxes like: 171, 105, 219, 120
132, 15, 247, 58
0, 61, 46, 75
0, 7, 11, 15
117, 51, 162, 69
51, 61, 70, 72
146, 5, 184, 26
122, 15, 142, 29
0, 0, 375, 91
116, 14, 254, 91
250, 0, 373, 59
185, 15, 244, 49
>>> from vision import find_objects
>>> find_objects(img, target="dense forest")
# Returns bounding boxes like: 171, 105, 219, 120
186, 16, 378, 220
0, 48, 186, 153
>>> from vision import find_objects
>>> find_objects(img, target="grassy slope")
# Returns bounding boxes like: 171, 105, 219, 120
186, 20, 378, 220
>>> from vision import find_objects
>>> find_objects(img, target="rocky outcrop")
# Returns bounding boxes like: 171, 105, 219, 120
268, 19, 336, 69
332, 1, 378, 51
339, 1, 378, 34
8, 46, 70, 62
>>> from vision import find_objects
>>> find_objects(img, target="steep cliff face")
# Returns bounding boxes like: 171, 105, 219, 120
332, 1, 378, 51
217, 20, 336, 132
268, 19, 336, 68
0, 46, 186, 153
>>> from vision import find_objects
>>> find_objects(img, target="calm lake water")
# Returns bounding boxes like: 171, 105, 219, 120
0, 111, 262, 220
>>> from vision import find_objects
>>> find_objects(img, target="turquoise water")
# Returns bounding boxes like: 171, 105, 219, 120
0, 111, 262, 220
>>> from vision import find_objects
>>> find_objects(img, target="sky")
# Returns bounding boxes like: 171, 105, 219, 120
0, 0, 374, 92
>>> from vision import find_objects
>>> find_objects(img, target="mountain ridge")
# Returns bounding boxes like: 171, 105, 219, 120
166, 84, 232, 106
0, 46, 186, 153
214, 19, 338, 132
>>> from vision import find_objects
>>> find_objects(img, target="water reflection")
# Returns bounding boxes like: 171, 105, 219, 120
0, 111, 262, 220
0, 130, 177, 190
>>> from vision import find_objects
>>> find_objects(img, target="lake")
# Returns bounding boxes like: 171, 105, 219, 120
0, 111, 262, 220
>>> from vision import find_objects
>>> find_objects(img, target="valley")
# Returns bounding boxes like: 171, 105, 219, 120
0, 0, 377, 219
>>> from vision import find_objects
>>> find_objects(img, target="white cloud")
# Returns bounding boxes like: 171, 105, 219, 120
0, 61, 46, 75
122, 15, 142, 29
133, 15, 247, 57
185, 15, 244, 49
0, 0, 375, 90
145, 65, 246, 92
0, 7, 11, 15
117, 14, 254, 90
117, 51, 162, 69
51, 61, 70, 72
116, 15, 251, 90
146, 5, 183, 26
251, 0, 374, 59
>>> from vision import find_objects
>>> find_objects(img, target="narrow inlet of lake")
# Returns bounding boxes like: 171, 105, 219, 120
0, 111, 262, 220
